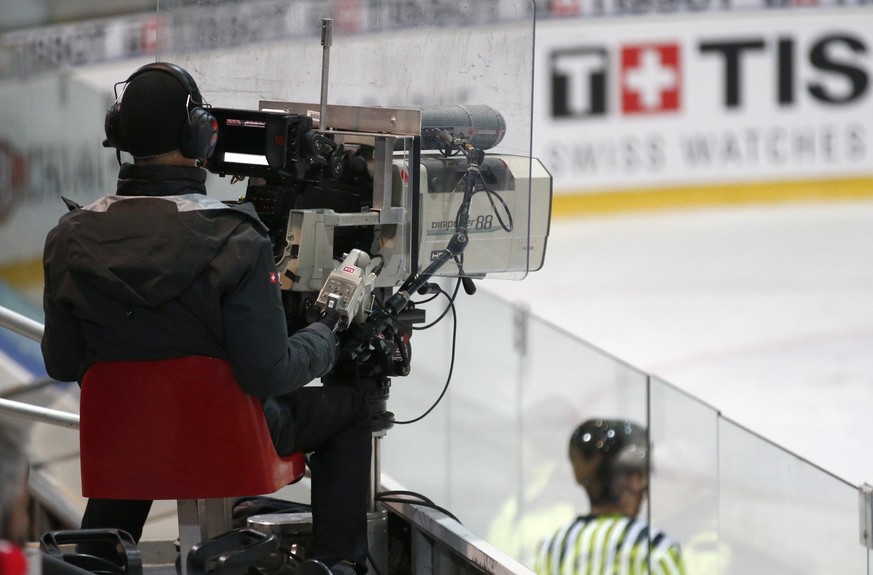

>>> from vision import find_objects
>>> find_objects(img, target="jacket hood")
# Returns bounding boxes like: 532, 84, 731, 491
49, 165, 264, 308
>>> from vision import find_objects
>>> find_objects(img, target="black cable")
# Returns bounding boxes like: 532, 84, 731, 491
376, 492, 461, 524
483, 185, 514, 232
414, 290, 442, 305
464, 170, 513, 233
412, 279, 461, 330
378, 490, 436, 506
392, 292, 457, 426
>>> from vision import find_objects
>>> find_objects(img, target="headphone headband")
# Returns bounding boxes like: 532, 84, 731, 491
125, 62, 205, 107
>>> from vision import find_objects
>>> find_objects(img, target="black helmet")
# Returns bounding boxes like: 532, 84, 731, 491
569, 419, 647, 504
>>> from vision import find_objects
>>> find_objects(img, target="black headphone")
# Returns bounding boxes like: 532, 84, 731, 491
103, 62, 218, 161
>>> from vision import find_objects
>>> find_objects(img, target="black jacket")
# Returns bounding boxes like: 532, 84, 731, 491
41, 163, 337, 401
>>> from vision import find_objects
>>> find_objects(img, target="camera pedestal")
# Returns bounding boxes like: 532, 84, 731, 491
246, 427, 391, 575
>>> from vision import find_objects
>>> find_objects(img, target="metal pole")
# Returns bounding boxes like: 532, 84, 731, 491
0, 397, 79, 429
370, 431, 383, 512
0, 305, 44, 343
368, 430, 388, 575
320, 17, 333, 131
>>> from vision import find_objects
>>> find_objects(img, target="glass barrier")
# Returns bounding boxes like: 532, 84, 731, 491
386, 286, 651, 566
382, 285, 520, 520
153, 0, 544, 281
648, 377, 720, 574
386, 289, 872, 574
651, 376, 869, 573
716, 418, 865, 574
513, 310, 649, 568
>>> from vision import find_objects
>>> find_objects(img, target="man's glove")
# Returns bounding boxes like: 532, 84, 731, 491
319, 308, 342, 334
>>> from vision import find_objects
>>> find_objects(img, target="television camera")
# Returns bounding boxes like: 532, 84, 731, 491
205, 101, 551, 420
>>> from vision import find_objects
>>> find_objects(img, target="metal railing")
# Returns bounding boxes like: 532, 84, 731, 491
0, 303, 82, 530
0, 304, 44, 341
0, 304, 79, 429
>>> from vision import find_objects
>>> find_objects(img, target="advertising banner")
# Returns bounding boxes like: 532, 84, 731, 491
535, 9, 873, 194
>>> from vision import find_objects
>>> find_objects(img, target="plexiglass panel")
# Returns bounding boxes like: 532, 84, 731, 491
376, 284, 453, 505
649, 377, 722, 574
386, 290, 872, 574
154, 0, 544, 279
382, 282, 520, 526
389, 288, 651, 567
154, 0, 534, 155
718, 418, 866, 574
445, 292, 522, 535
511, 312, 650, 568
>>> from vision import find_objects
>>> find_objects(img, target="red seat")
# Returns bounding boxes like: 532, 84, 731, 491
79, 356, 305, 572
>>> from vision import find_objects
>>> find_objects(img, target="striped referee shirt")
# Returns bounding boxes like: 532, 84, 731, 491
535, 514, 686, 575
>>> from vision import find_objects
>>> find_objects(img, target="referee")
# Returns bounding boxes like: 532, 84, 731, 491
534, 419, 685, 575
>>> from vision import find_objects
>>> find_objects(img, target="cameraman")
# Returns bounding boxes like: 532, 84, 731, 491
40, 62, 371, 575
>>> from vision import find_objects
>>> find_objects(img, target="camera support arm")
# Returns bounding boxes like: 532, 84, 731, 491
351, 135, 483, 363
388, 136, 483, 313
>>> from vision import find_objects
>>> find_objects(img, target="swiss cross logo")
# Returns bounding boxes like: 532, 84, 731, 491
269, 272, 278, 284
550, 42, 682, 118
621, 44, 681, 114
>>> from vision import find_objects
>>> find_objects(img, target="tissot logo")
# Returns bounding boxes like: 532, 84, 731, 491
551, 43, 682, 118
551, 33, 870, 120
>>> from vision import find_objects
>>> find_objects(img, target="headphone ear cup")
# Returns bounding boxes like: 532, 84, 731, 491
103, 102, 125, 151
181, 106, 218, 161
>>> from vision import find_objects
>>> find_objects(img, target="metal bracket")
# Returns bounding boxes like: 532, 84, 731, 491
513, 302, 530, 356
859, 483, 873, 549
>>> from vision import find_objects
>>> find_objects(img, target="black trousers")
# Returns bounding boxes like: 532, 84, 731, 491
82, 385, 372, 570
